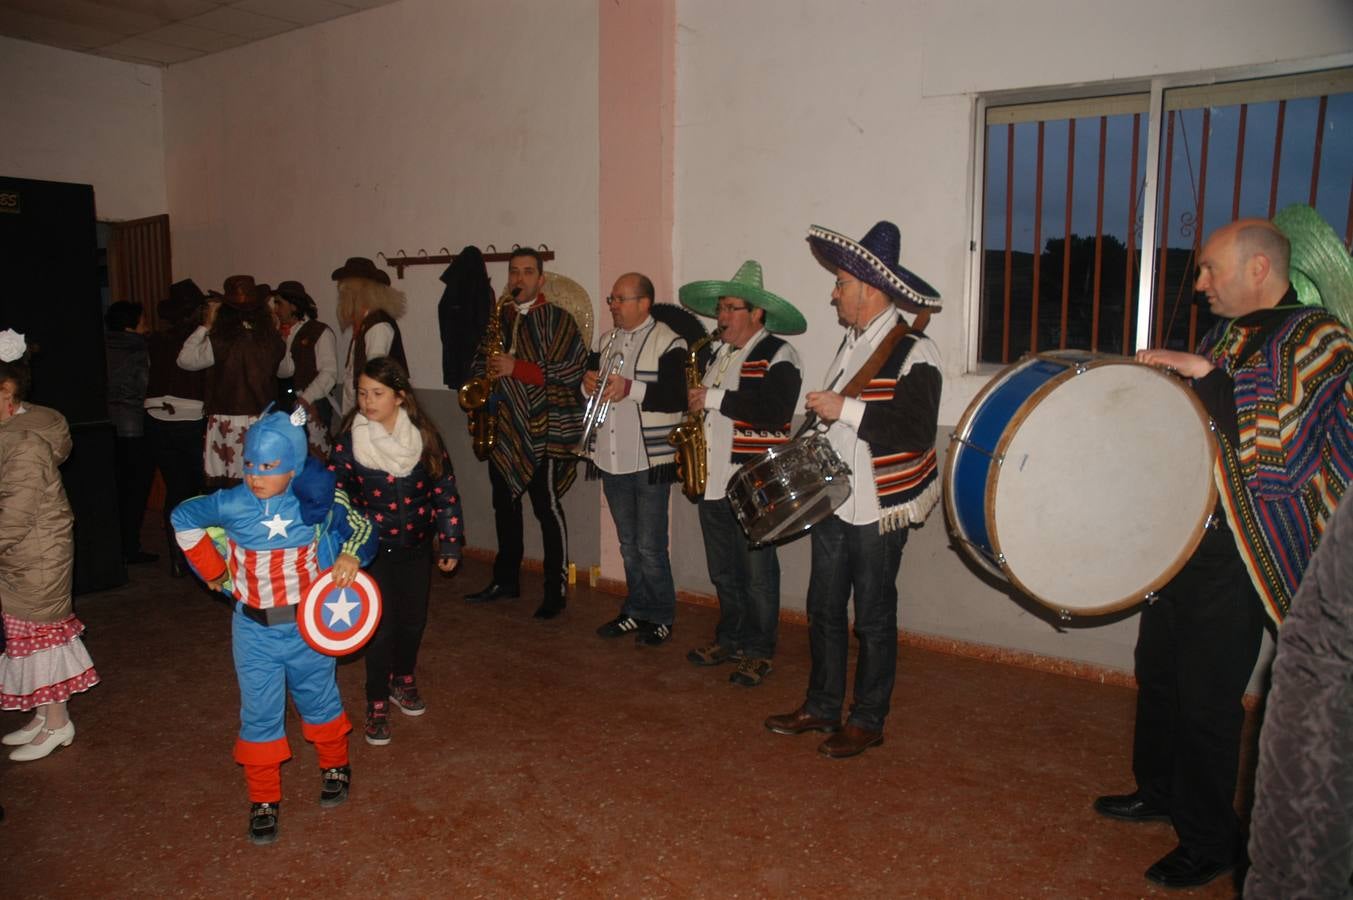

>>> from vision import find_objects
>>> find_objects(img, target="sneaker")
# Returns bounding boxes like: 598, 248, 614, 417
319, 765, 351, 808
388, 675, 427, 717
686, 643, 740, 666
636, 623, 672, 647
364, 700, 391, 746
729, 656, 773, 687
248, 801, 280, 845
596, 615, 647, 639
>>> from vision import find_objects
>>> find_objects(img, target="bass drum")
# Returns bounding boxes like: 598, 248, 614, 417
943, 351, 1217, 618
726, 433, 852, 545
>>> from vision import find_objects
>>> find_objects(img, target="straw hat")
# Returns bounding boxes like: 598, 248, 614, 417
678, 260, 806, 335
1272, 204, 1353, 329
807, 221, 941, 310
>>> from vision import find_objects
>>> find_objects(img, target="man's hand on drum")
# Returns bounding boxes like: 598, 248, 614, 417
805, 390, 845, 423
1135, 349, 1214, 379
687, 386, 707, 414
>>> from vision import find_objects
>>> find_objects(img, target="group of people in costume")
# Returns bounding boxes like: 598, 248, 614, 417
1, 206, 1350, 892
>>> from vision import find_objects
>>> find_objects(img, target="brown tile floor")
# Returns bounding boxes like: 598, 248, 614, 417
1, 531, 1252, 898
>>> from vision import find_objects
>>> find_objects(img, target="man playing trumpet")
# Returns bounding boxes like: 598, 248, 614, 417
587, 272, 689, 645
678, 261, 804, 687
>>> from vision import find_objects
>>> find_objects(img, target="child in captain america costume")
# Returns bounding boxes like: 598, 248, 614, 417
171, 408, 376, 845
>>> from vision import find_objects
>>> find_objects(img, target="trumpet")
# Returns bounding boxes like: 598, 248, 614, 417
574, 329, 624, 457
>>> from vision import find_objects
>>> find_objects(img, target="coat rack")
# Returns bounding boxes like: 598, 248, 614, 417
377, 244, 556, 280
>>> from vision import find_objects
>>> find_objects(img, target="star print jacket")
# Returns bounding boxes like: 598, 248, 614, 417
171, 483, 376, 609
327, 437, 465, 561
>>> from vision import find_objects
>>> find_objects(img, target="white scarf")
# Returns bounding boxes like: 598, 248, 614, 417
352, 408, 423, 477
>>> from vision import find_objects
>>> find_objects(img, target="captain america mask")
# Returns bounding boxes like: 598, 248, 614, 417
242, 410, 308, 483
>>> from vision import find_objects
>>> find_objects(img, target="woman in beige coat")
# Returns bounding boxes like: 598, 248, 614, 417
0, 334, 99, 761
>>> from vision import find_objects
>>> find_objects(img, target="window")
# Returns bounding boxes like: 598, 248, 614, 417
974, 68, 1353, 367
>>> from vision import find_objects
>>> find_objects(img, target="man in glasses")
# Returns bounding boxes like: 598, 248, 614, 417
678, 261, 805, 687
588, 272, 689, 644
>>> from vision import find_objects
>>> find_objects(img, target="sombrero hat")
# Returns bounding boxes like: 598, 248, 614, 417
807, 221, 941, 310
678, 260, 806, 334
1273, 204, 1353, 330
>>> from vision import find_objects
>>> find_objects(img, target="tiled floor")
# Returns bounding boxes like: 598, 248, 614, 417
0, 532, 1252, 898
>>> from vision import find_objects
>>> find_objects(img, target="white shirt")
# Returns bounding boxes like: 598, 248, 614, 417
277, 321, 338, 405
341, 321, 393, 415
592, 316, 658, 476
700, 329, 760, 501
819, 307, 901, 526
176, 325, 214, 371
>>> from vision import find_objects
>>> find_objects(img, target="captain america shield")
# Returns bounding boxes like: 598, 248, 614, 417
298, 570, 382, 656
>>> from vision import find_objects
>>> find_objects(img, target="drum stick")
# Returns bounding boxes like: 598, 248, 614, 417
795, 371, 844, 439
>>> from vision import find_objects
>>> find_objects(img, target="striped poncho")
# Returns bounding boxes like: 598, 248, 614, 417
1198, 299, 1353, 624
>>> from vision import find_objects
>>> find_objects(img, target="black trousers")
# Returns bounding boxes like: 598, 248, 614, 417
364, 542, 432, 703
1131, 523, 1266, 863
489, 462, 568, 605
113, 432, 156, 557
145, 417, 206, 561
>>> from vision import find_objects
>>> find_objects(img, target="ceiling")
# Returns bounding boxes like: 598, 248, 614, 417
0, 0, 402, 66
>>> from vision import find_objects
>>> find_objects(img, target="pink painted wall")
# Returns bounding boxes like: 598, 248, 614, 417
599, 0, 676, 300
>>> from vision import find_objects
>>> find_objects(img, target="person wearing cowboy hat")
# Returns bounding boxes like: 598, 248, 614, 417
1099, 215, 1353, 889
272, 280, 337, 455
177, 275, 286, 487
763, 221, 943, 760
332, 257, 408, 418
679, 260, 804, 686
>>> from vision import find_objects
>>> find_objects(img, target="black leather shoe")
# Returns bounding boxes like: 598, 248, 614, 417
465, 582, 520, 603
533, 601, 566, 621
1145, 844, 1232, 888
1093, 792, 1170, 822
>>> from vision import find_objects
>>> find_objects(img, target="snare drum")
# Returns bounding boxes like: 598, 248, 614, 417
726, 433, 852, 544
943, 351, 1217, 618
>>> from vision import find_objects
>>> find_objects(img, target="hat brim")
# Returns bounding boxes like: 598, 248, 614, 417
331, 265, 391, 286
1273, 204, 1353, 327
678, 279, 807, 334
807, 225, 942, 310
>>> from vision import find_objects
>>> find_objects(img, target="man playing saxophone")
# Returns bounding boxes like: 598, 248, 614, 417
588, 272, 689, 646
678, 261, 804, 687
464, 248, 586, 621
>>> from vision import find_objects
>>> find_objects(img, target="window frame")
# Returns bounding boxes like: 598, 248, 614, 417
964, 52, 1353, 374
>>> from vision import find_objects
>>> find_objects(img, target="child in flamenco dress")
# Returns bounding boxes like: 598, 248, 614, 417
0, 330, 100, 762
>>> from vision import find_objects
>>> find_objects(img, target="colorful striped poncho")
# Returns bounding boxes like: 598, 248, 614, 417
1198, 301, 1353, 624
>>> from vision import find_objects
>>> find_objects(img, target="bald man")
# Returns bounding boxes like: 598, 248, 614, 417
1096, 219, 1353, 889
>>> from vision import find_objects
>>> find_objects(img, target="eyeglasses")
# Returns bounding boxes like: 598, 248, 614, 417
833, 279, 856, 290
716, 303, 750, 315
605, 295, 644, 306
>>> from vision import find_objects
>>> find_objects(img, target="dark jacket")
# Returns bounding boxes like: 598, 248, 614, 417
328, 430, 464, 560
105, 330, 148, 437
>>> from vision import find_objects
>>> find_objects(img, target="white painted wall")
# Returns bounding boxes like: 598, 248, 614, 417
162, 0, 603, 572
672, 0, 1353, 677
0, 35, 165, 221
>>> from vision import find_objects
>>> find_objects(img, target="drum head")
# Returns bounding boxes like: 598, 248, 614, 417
988, 360, 1216, 616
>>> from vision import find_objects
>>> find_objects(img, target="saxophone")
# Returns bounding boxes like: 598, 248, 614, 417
669, 334, 715, 500
459, 290, 517, 461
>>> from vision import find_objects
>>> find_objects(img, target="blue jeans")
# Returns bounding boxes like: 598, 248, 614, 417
602, 471, 676, 626
804, 515, 908, 732
700, 498, 780, 658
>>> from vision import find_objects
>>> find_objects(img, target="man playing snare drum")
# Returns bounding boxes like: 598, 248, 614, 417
679, 261, 805, 687
1099, 213, 1353, 889
763, 221, 943, 758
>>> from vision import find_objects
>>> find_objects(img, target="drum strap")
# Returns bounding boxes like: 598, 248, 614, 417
839, 310, 929, 399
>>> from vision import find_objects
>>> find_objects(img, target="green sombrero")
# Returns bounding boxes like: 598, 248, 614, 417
678, 260, 806, 335
1273, 204, 1353, 330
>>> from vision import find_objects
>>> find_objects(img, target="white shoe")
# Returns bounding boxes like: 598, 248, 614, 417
9, 720, 74, 761
2, 713, 46, 746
